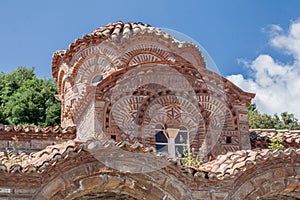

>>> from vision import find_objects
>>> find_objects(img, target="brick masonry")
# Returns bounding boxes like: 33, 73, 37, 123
0, 21, 299, 199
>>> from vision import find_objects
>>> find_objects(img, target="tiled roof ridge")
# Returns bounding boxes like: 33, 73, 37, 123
0, 138, 299, 182
192, 147, 300, 180
250, 128, 300, 133
91, 21, 151, 36
0, 124, 76, 134
0, 124, 76, 140
250, 129, 300, 147
63, 21, 197, 54
0, 140, 84, 174
85, 138, 157, 153
0, 139, 161, 174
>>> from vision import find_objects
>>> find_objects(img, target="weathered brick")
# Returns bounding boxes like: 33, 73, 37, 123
79, 176, 102, 190
253, 171, 272, 187
0, 187, 11, 193
273, 167, 294, 179
41, 177, 65, 198
14, 188, 37, 194
234, 182, 254, 200
270, 179, 286, 191
213, 192, 229, 200
192, 191, 209, 200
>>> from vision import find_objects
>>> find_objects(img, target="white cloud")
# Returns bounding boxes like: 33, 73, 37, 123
227, 19, 300, 119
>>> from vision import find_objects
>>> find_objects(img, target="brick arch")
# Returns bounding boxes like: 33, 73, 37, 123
59, 31, 208, 103
33, 151, 189, 200
98, 62, 202, 118
229, 153, 300, 199
102, 85, 166, 142
141, 94, 204, 146
97, 63, 212, 145
95, 63, 207, 99
74, 192, 138, 200
61, 76, 75, 123
121, 43, 171, 66
57, 62, 70, 95
73, 53, 118, 79
72, 54, 118, 102
55, 173, 171, 200
57, 69, 65, 95
108, 95, 146, 137
61, 76, 74, 97
197, 94, 234, 130
107, 64, 200, 106
69, 41, 121, 76
118, 33, 205, 69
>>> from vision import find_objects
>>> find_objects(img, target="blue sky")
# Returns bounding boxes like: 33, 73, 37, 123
1, 0, 300, 117
0, 0, 298, 77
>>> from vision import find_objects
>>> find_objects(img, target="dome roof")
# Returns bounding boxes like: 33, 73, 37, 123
51, 21, 201, 79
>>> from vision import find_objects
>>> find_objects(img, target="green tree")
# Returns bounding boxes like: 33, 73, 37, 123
275, 112, 300, 130
0, 67, 60, 126
247, 102, 257, 113
248, 103, 276, 129
248, 103, 300, 130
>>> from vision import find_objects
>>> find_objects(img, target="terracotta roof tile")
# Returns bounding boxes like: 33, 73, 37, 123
0, 140, 82, 173
0, 124, 76, 141
0, 139, 160, 174
193, 148, 300, 180
3, 132, 299, 178
250, 129, 300, 149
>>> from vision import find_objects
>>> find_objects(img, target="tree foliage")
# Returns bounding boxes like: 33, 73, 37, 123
248, 103, 300, 130
0, 67, 60, 127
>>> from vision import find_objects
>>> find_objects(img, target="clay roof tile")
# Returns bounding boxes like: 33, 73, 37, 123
51, 21, 202, 79
250, 129, 300, 149
0, 124, 76, 142
193, 147, 300, 180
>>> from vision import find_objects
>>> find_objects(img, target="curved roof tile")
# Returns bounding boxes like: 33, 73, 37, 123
52, 21, 199, 79
1, 136, 299, 179
0, 140, 82, 173
193, 148, 300, 180
250, 129, 300, 149
0, 124, 76, 141
0, 139, 156, 174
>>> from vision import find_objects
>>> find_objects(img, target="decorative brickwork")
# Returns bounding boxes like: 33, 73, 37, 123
52, 22, 254, 163
0, 21, 299, 199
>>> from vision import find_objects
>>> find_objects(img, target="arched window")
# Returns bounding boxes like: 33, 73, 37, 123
155, 124, 168, 153
91, 74, 103, 85
175, 127, 188, 157
155, 124, 189, 158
